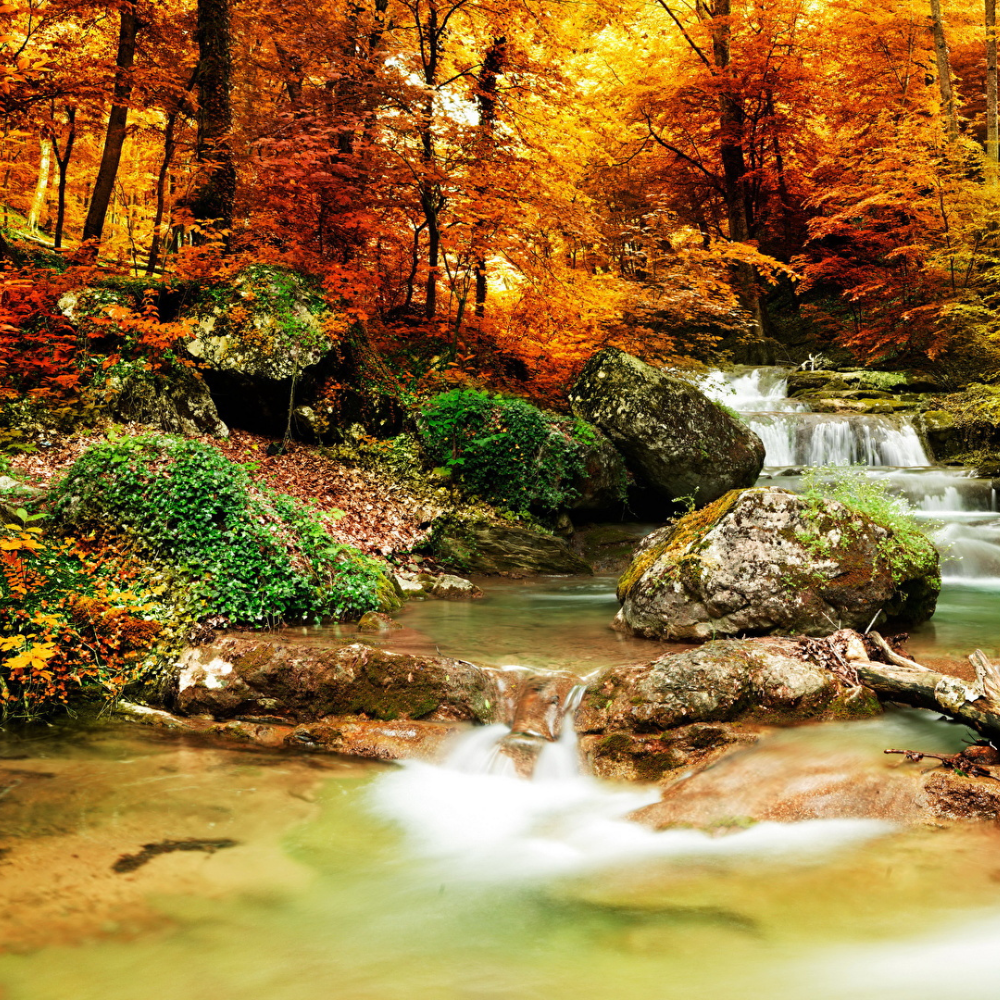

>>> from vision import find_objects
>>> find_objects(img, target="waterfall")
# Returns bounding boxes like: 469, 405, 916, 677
367, 680, 891, 882
746, 413, 929, 468
707, 367, 1000, 587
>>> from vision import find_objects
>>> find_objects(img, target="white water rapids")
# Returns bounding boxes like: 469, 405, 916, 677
369, 693, 891, 884
701, 366, 1000, 585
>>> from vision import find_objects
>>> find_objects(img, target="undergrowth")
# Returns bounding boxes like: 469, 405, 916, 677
0, 511, 162, 720
417, 388, 593, 512
800, 465, 939, 583
48, 434, 396, 626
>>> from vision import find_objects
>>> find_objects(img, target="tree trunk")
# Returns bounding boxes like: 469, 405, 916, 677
51, 106, 77, 250
146, 70, 197, 274
190, 0, 236, 238
81, 1, 140, 249
473, 37, 505, 319
930, 0, 958, 141
988, 0, 998, 182
710, 0, 763, 334
28, 137, 52, 232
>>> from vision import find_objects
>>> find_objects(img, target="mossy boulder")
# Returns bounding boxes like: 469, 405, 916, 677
181, 266, 403, 439
426, 514, 593, 575
568, 348, 764, 514
920, 410, 960, 459
578, 636, 876, 733
106, 363, 228, 438
614, 487, 940, 639
172, 639, 501, 723
785, 370, 849, 396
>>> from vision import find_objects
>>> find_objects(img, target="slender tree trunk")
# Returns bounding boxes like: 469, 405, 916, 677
146, 70, 197, 274
190, 0, 236, 237
472, 37, 505, 319
710, 0, 763, 334
82, 1, 140, 249
146, 110, 179, 274
28, 137, 52, 232
51, 106, 77, 250
988, 0, 999, 182
930, 0, 959, 140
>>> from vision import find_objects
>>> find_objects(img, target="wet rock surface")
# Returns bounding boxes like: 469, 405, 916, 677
172, 639, 501, 724
614, 487, 940, 639
569, 348, 764, 512
578, 635, 880, 734
430, 518, 593, 576
633, 727, 1000, 829
581, 723, 757, 782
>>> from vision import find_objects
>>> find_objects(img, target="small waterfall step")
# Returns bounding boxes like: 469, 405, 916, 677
699, 367, 929, 468
699, 366, 1000, 588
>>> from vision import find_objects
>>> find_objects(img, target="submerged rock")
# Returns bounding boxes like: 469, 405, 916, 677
172, 639, 501, 724
568, 348, 764, 512
357, 611, 403, 632
578, 635, 879, 734
614, 487, 940, 639
284, 718, 464, 760
633, 727, 1000, 828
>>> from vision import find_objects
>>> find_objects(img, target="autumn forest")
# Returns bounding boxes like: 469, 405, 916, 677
5, 0, 1000, 395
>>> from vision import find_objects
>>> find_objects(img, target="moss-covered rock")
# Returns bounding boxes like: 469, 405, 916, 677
614, 487, 939, 639
581, 723, 749, 782
172, 639, 501, 723
578, 635, 881, 736
425, 513, 593, 575
568, 348, 765, 513
106, 363, 228, 438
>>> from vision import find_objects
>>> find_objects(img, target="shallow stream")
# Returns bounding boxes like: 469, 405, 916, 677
4, 366, 1000, 997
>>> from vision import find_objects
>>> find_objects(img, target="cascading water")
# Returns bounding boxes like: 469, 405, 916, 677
368, 682, 890, 882
702, 367, 1000, 587
699, 367, 930, 468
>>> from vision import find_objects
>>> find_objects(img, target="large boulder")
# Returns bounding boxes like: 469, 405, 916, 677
172, 639, 501, 724
182, 266, 403, 439
614, 487, 940, 639
107, 364, 228, 437
577, 636, 878, 735
568, 348, 764, 512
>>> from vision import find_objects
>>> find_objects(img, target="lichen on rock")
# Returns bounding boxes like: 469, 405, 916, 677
614, 487, 940, 639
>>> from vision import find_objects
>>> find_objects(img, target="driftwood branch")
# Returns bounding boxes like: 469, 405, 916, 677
884, 747, 1000, 780
820, 630, 1000, 743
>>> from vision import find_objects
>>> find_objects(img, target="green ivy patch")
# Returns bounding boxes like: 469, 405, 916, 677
48, 434, 397, 625
417, 389, 591, 513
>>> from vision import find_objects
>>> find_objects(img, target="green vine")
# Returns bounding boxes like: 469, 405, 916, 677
48, 434, 397, 625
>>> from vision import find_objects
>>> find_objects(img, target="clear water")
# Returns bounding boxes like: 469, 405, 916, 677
3, 711, 1000, 1000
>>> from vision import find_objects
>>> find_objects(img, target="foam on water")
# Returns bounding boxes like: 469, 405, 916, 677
805, 914, 1000, 1000
368, 698, 892, 884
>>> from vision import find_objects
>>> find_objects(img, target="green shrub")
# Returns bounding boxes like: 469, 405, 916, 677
801, 465, 939, 584
48, 434, 396, 625
417, 389, 589, 512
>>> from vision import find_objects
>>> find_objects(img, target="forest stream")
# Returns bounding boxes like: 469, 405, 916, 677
3, 368, 1000, 1000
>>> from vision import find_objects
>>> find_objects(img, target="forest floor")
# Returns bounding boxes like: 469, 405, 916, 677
10, 428, 441, 561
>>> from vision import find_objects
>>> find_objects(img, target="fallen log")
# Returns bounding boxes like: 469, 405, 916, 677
820, 630, 1000, 744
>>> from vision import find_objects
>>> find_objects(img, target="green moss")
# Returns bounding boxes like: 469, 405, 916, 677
597, 732, 634, 755
617, 489, 745, 599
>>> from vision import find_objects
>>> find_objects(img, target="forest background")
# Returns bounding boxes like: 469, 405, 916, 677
5, 0, 1000, 402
